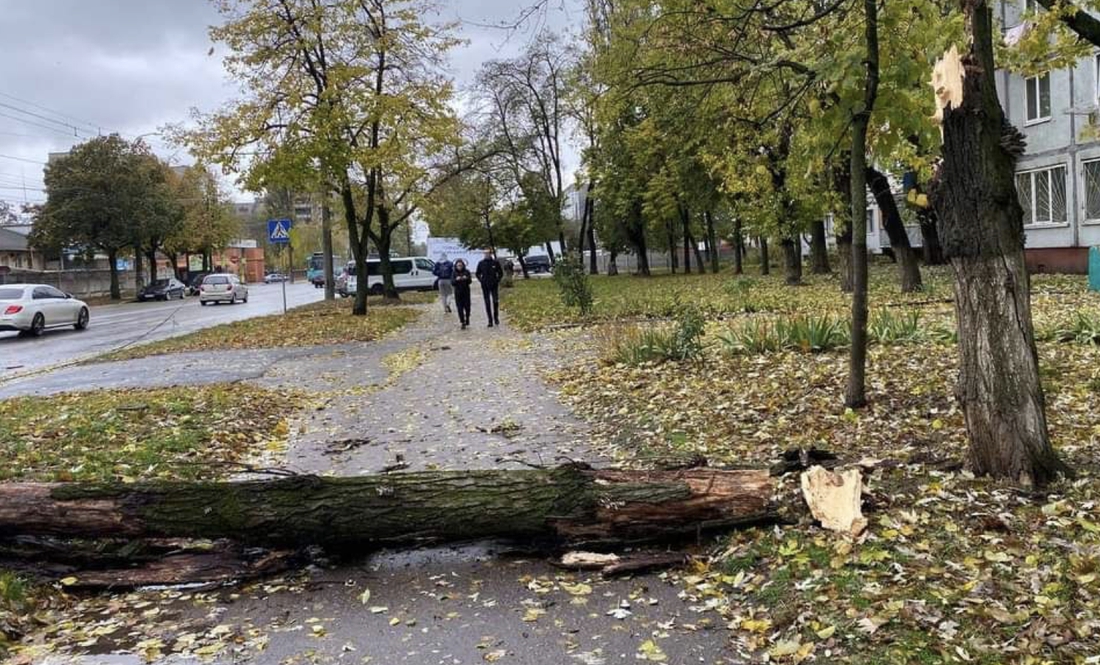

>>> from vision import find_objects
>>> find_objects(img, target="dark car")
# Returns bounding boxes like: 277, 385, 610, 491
139, 277, 187, 301
186, 272, 209, 295
524, 255, 552, 274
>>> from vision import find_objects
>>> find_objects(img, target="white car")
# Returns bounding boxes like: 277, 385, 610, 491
339, 257, 436, 297
199, 273, 249, 305
0, 284, 89, 336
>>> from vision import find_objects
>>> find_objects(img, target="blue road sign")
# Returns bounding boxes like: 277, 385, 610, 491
268, 218, 293, 244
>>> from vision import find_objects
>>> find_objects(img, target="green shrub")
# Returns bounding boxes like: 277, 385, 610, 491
599, 306, 706, 365
551, 255, 594, 316
869, 310, 925, 345
1054, 311, 1100, 345
718, 314, 848, 355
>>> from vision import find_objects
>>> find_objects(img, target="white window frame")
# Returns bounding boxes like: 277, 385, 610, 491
1025, 72, 1052, 124
1016, 165, 1068, 227
1082, 158, 1100, 224
1095, 53, 1100, 107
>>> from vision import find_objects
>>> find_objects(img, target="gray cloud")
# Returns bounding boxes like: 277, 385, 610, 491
0, 0, 583, 206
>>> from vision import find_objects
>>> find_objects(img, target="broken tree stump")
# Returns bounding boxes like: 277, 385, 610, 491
0, 466, 775, 550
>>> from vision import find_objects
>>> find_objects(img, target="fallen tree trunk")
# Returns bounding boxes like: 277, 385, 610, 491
0, 466, 775, 550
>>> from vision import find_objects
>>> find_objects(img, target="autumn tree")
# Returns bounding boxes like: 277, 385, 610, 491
165, 165, 239, 276
929, 0, 1068, 484
32, 135, 161, 300
185, 0, 461, 314
475, 34, 574, 262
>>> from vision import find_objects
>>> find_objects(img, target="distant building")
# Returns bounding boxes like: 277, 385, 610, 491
0, 226, 45, 271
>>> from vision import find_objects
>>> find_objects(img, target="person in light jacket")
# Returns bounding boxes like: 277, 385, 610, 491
432, 253, 455, 314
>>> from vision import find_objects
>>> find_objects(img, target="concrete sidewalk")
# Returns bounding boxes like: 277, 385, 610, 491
10, 290, 743, 664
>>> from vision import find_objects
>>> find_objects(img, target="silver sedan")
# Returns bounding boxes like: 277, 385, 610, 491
0, 283, 89, 336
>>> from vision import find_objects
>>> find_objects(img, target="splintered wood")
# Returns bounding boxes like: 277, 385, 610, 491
800, 466, 867, 537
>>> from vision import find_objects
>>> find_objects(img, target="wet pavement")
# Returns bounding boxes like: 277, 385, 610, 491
8, 290, 741, 664
0, 281, 325, 381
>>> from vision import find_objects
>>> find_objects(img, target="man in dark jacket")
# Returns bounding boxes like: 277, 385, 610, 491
475, 249, 504, 327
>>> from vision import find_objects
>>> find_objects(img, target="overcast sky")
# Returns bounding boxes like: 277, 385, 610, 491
0, 0, 584, 208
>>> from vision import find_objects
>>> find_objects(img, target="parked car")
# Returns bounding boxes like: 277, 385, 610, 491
339, 257, 436, 296
310, 272, 326, 288
186, 272, 209, 295
138, 277, 187, 301
199, 274, 248, 305
0, 284, 89, 336
524, 255, 552, 274
264, 272, 288, 284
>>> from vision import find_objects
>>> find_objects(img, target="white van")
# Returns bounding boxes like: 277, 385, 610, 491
340, 257, 437, 296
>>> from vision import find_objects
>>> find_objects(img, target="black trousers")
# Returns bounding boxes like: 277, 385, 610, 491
455, 288, 471, 324
482, 283, 499, 323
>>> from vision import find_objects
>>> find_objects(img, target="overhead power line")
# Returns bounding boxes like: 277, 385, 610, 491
0, 110, 89, 138
0, 101, 96, 137
0, 153, 46, 165
0, 92, 105, 134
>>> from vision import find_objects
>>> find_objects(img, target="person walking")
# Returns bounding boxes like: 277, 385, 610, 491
432, 253, 455, 313
451, 259, 472, 329
475, 248, 503, 327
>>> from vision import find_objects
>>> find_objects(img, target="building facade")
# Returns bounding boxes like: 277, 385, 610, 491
998, 2, 1100, 272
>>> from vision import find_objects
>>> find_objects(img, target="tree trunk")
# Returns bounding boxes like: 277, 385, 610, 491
836, 229, 853, 293
846, 0, 879, 409
134, 250, 144, 294
545, 242, 556, 264
733, 220, 744, 275
322, 201, 336, 301
203, 250, 211, 273
107, 248, 120, 300
690, 231, 705, 275
705, 210, 720, 273
608, 249, 619, 275
667, 220, 678, 274
146, 249, 158, 284
681, 206, 693, 274
930, 0, 1068, 485
781, 237, 802, 286
867, 166, 922, 292
587, 224, 598, 274
759, 237, 770, 275
809, 220, 830, 274
0, 467, 775, 550
919, 208, 946, 265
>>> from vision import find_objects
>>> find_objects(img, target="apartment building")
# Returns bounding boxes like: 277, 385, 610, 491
999, 1, 1100, 272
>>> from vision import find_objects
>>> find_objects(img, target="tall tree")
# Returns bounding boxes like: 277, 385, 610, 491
845, 0, 880, 409
32, 135, 158, 300
186, 0, 461, 314
929, 1, 1068, 485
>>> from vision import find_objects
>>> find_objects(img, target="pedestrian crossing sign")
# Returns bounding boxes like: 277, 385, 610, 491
268, 218, 292, 244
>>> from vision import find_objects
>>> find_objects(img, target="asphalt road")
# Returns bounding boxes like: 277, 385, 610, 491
0, 281, 325, 380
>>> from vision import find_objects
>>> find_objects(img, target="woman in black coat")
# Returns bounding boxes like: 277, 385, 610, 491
451, 259, 473, 329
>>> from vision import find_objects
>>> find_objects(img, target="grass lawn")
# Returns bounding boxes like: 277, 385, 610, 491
534, 264, 1100, 663
0, 384, 296, 482
101, 299, 421, 361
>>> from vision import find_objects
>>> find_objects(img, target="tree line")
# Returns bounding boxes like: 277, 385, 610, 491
173, 0, 1100, 487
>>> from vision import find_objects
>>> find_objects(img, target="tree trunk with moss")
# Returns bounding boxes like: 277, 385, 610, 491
930, 0, 1069, 485
0, 467, 775, 550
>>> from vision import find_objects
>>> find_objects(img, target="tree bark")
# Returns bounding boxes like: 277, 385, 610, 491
0, 467, 776, 550
733, 220, 744, 275
809, 220, 830, 274
781, 237, 802, 286
146, 249, 159, 284
846, 0, 879, 409
690, 231, 705, 275
759, 237, 770, 275
867, 166, 922, 292
134, 250, 144, 294
705, 209, 720, 273
919, 208, 946, 265
107, 248, 121, 300
930, 0, 1069, 485
608, 249, 619, 275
